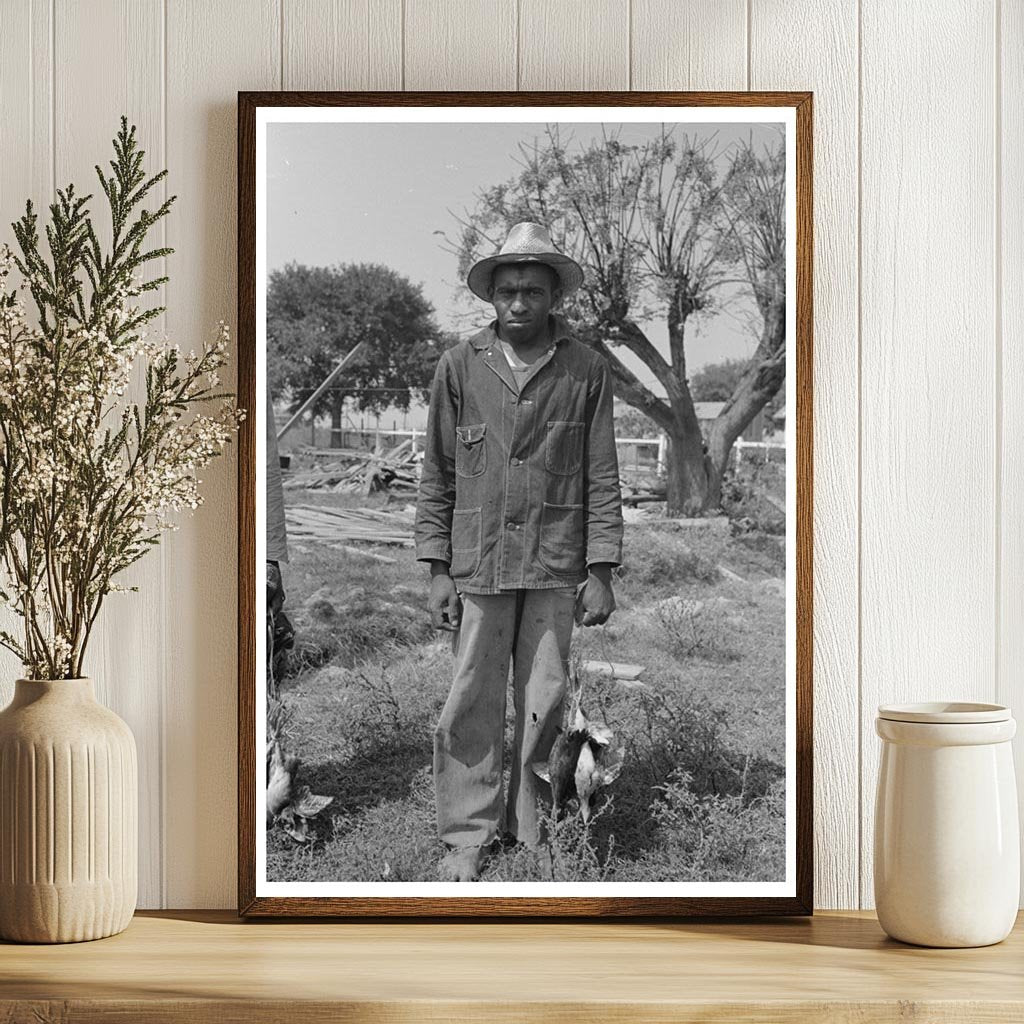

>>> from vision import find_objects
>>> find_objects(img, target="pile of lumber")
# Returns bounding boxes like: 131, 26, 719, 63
618, 466, 666, 507
283, 440, 420, 496
285, 504, 415, 547
620, 480, 667, 506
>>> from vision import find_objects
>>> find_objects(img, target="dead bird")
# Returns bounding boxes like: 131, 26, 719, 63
573, 726, 625, 823
532, 706, 624, 822
266, 698, 333, 842
534, 707, 591, 816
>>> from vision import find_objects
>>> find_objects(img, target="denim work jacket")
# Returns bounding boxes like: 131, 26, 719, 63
414, 316, 624, 594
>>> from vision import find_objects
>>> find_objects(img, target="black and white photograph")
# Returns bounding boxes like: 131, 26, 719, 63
247, 98, 808, 911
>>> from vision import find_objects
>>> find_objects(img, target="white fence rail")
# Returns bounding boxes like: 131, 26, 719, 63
280, 425, 785, 474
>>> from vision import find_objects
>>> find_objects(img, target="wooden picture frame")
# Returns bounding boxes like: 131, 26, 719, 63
238, 90, 813, 917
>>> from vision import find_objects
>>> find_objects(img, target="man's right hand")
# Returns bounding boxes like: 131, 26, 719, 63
428, 566, 462, 632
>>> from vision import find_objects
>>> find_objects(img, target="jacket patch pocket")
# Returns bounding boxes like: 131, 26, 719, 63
545, 421, 584, 476
539, 502, 585, 577
450, 507, 482, 578
455, 422, 487, 478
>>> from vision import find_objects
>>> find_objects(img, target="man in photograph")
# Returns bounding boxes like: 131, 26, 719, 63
267, 387, 292, 690
415, 221, 624, 882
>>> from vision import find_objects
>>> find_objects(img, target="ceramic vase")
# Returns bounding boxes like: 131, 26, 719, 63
874, 701, 1019, 947
0, 677, 137, 942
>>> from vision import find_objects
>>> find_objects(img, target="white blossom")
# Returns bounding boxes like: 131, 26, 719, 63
0, 243, 240, 679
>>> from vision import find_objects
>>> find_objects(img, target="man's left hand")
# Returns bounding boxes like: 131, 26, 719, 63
575, 565, 616, 627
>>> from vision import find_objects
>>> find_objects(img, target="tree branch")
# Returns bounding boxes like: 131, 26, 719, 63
587, 337, 674, 433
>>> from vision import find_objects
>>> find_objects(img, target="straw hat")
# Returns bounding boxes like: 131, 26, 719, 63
466, 221, 584, 302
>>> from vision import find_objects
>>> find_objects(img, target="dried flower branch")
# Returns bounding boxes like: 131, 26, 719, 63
0, 116, 243, 679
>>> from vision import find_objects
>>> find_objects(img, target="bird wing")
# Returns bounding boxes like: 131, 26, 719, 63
294, 788, 334, 818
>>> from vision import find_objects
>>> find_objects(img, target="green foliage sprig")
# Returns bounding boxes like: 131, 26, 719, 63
0, 117, 242, 679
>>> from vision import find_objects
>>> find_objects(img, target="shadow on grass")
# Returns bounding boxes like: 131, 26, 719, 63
299, 733, 434, 830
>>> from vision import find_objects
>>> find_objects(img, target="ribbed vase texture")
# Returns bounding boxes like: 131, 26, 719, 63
0, 677, 137, 943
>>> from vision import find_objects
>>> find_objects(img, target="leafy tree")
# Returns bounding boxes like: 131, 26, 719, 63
690, 357, 749, 401
450, 126, 785, 514
267, 262, 443, 442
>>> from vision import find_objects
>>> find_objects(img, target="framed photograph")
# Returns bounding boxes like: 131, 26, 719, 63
238, 91, 812, 917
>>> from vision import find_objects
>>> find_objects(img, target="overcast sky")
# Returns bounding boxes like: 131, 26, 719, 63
267, 120, 782, 426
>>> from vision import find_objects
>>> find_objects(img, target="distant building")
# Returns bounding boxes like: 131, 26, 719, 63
613, 396, 768, 443
693, 401, 726, 424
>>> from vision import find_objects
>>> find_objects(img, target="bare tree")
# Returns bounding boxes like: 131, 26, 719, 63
449, 125, 785, 515
703, 136, 786, 507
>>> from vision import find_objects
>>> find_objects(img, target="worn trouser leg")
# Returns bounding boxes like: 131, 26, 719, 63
433, 592, 517, 848
433, 587, 575, 850
504, 587, 576, 847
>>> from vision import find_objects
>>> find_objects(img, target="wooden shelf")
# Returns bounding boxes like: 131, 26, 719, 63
2, 909, 1022, 1022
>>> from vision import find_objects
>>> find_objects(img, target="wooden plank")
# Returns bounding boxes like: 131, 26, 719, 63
0, 0, 53, 704
403, 0, 516, 90
631, 0, 747, 90
4, 909, 1024, 1020
859, 0, 997, 909
283, 0, 402, 90
164, 0, 280, 908
750, 0, 860, 911
518, 0, 629, 90
581, 660, 645, 681
52, 0, 166, 910
1000, 0, 1024, 905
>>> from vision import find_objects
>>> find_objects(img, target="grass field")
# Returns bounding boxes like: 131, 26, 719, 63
268, 462, 787, 884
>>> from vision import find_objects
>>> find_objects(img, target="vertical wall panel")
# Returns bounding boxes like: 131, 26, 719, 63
0, 0, 52, 220
164, 0, 279, 909
518, 0, 629, 90
860, 0, 997, 908
404, 0, 516, 90
0, 0, 1018, 912
631, 0, 746, 90
284, 0, 402, 90
0, 2, 52, 699
1000, 0, 1024, 902
751, 1, 860, 910
52, 0, 166, 910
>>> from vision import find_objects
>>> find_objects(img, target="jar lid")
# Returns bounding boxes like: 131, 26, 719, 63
877, 701, 1011, 724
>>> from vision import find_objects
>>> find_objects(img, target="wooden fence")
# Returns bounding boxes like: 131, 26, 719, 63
278, 424, 784, 473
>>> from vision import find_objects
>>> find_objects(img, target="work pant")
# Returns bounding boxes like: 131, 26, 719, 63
433, 587, 576, 849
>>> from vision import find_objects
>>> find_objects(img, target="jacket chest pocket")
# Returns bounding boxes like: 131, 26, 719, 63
545, 421, 584, 475
455, 423, 487, 478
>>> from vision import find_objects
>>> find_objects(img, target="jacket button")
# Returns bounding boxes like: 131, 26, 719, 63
506, 521, 518, 530
510, 457, 522, 466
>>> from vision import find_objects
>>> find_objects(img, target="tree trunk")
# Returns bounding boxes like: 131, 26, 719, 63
664, 419, 710, 517
704, 291, 787, 509
330, 394, 344, 448
703, 433, 731, 511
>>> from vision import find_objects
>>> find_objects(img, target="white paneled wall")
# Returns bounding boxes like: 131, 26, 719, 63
0, 0, 1017, 910
1005, 0, 1024, 866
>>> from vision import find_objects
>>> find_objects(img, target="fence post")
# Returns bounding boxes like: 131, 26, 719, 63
656, 433, 667, 476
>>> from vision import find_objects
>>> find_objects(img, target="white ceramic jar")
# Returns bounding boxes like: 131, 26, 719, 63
874, 702, 1019, 947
